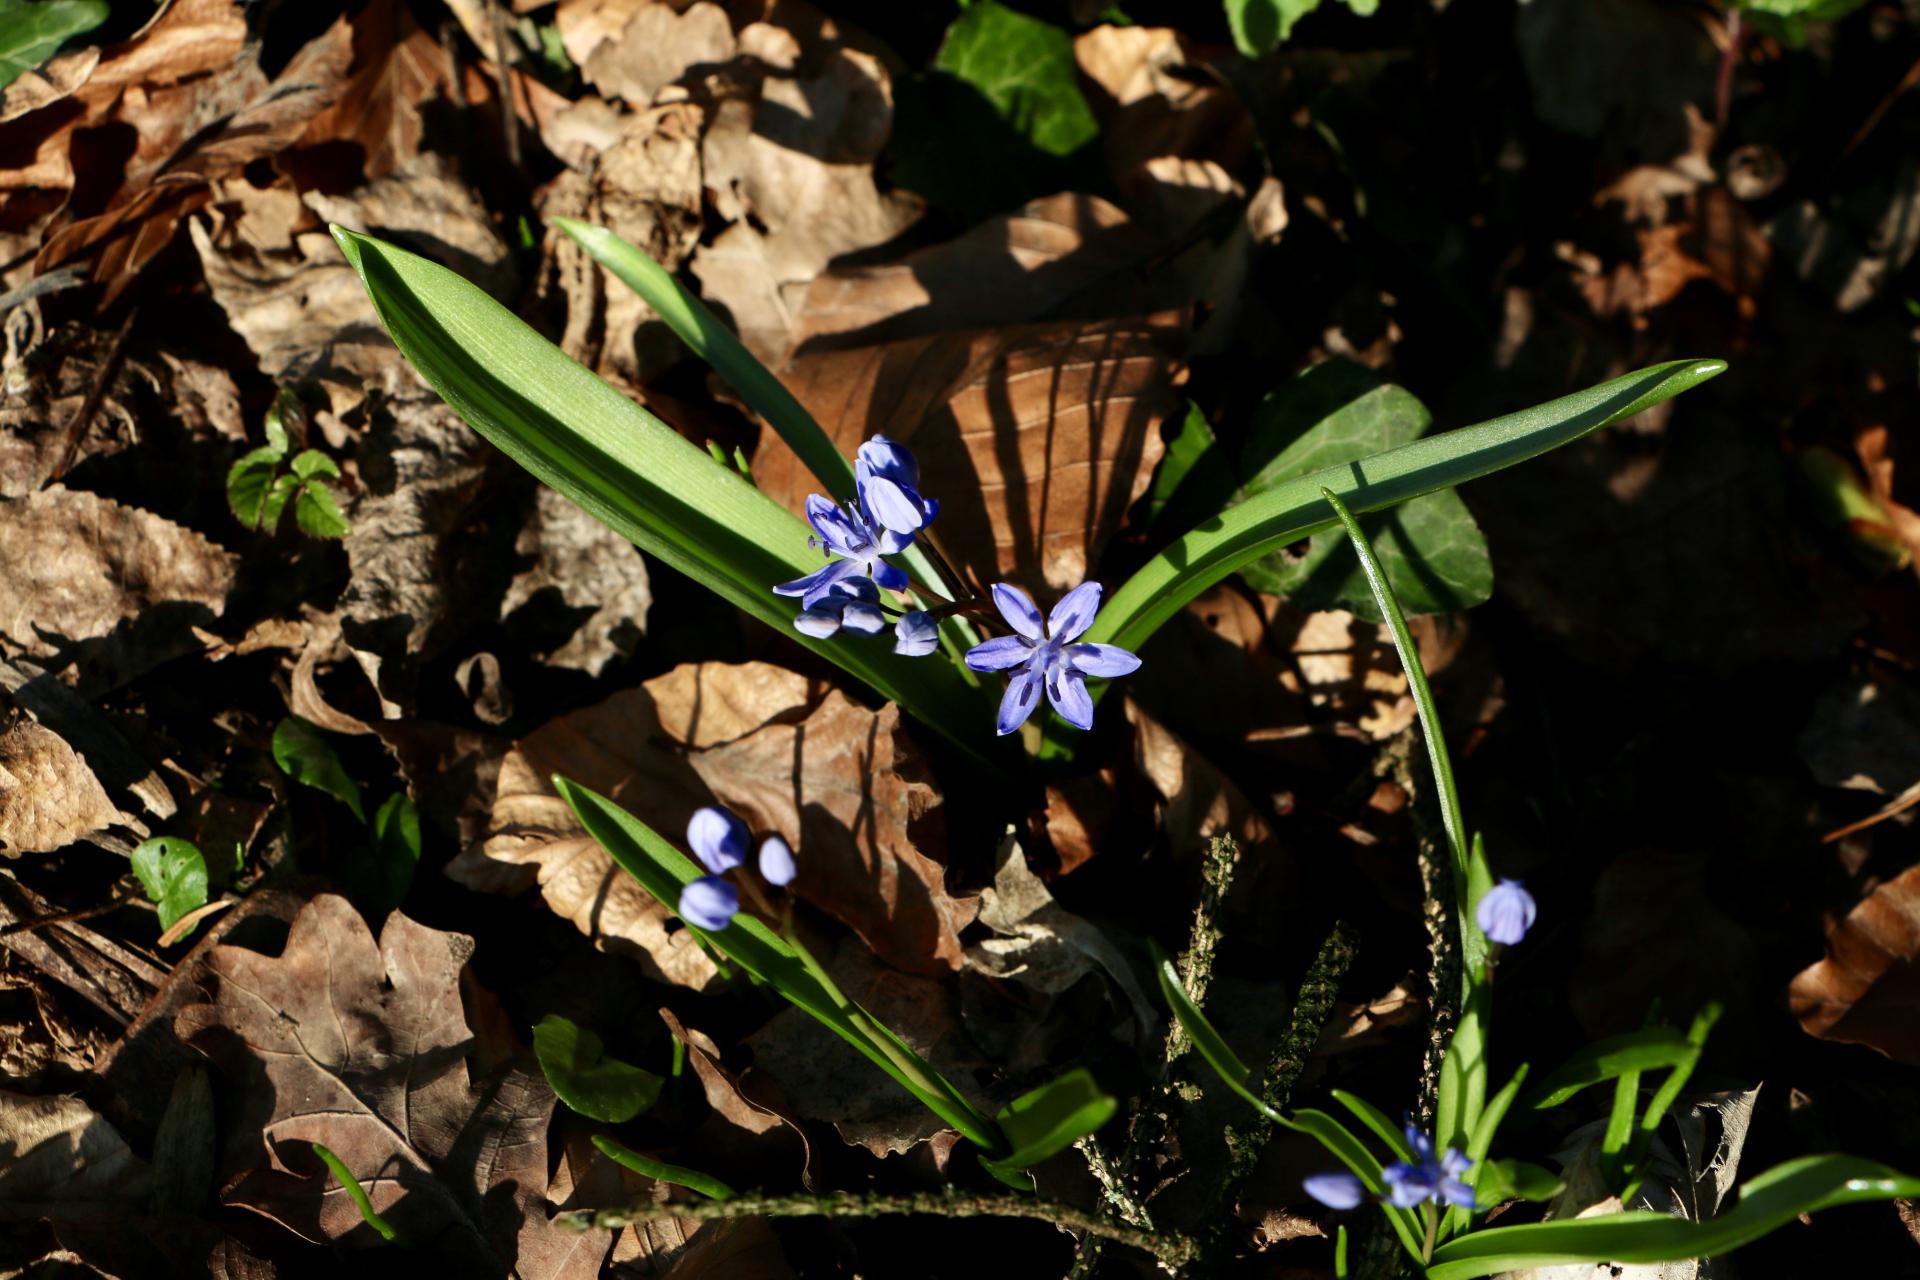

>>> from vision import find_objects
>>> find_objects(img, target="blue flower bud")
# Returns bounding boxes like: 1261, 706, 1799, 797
1475, 878, 1537, 946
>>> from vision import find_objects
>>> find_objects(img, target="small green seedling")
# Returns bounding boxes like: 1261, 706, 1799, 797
129, 835, 209, 938
310, 1142, 399, 1244
592, 1134, 736, 1201
272, 715, 364, 819
227, 388, 350, 539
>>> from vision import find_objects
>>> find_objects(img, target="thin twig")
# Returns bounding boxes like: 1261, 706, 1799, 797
49, 304, 137, 482
0, 892, 138, 938
487, 0, 521, 171
565, 1191, 1199, 1269
1391, 738, 1456, 1131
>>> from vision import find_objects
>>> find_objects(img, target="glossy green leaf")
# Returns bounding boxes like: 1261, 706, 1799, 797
310, 1142, 399, 1243
1149, 402, 1237, 534
294, 482, 351, 539
533, 1014, 664, 1124
556, 776, 1003, 1153
979, 1069, 1117, 1184
226, 447, 283, 528
290, 449, 340, 481
931, 0, 1096, 158
0, 0, 107, 91
261, 472, 301, 531
1088, 359, 1727, 656
271, 716, 364, 820
129, 836, 209, 932
1427, 1156, 1920, 1280
1329, 1089, 1418, 1165
332, 227, 990, 756
1238, 364, 1491, 622
1525, 1027, 1699, 1110
592, 1135, 735, 1201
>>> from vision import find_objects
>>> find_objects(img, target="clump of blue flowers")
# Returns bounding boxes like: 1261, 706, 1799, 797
772, 435, 1140, 734
1303, 1120, 1477, 1212
678, 805, 796, 931
965, 582, 1141, 734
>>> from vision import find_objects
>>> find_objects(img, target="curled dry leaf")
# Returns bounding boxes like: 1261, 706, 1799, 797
575, 0, 737, 108
285, 0, 458, 181
175, 894, 611, 1274
0, 485, 236, 694
454, 660, 973, 980
761, 317, 1181, 590
660, 1008, 812, 1186
1789, 861, 1920, 1066
501, 485, 651, 677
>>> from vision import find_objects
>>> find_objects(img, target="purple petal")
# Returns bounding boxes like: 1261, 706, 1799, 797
1302, 1171, 1366, 1211
1403, 1121, 1435, 1164
678, 875, 739, 930
1475, 879, 1537, 945
686, 806, 748, 874
877, 526, 914, 556
1066, 642, 1140, 679
758, 836, 796, 887
860, 473, 927, 535
991, 583, 1045, 639
840, 600, 886, 634
1441, 1149, 1474, 1179
895, 611, 939, 658
793, 608, 843, 638
996, 667, 1044, 736
773, 560, 847, 599
1382, 1161, 1434, 1208
965, 634, 1037, 672
857, 434, 919, 485
1047, 669, 1095, 731
1047, 581, 1103, 641
872, 560, 910, 594
1440, 1176, 1478, 1210
805, 495, 866, 557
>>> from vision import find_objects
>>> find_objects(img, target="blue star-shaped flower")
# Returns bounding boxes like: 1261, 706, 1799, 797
964, 582, 1141, 735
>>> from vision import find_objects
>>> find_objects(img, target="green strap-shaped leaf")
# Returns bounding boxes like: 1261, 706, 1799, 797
1088, 359, 1725, 656
1426, 1156, 1920, 1280
331, 228, 991, 756
979, 1068, 1118, 1187
556, 776, 1003, 1153
1524, 1027, 1699, 1110
592, 1134, 736, 1201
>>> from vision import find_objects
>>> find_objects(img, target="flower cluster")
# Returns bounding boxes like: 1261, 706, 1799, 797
1475, 878, 1536, 946
964, 582, 1140, 734
774, 437, 933, 643
677, 805, 795, 931
1304, 1120, 1477, 1212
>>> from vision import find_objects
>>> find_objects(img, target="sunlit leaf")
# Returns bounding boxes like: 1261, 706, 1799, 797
226, 447, 284, 528
130, 836, 209, 932
294, 482, 351, 539
592, 1135, 735, 1201
271, 716, 365, 820
0, 0, 107, 91
979, 1069, 1117, 1186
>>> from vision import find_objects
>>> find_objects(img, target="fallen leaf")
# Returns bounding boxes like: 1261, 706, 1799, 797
1788, 861, 1920, 1066
762, 316, 1182, 589
966, 832, 1156, 1043
661, 1008, 812, 1185
576, 0, 736, 108
689, 40, 922, 363
175, 894, 612, 1273
1126, 695, 1274, 860
0, 706, 120, 855
0, 485, 236, 693
0, 310, 142, 497
0, 1090, 151, 1216
500, 456, 651, 678
284, 0, 456, 181
456, 660, 973, 978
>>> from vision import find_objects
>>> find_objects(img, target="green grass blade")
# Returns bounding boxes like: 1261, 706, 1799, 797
1443, 1062, 1532, 1238
555, 218, 977, 662
1088, 359, 1726, 655
592, 1135, 737, 1201
556, 776, 1003, 1152
1330, 1089, 1419, 1165
310, 1142, 399, 1243
329, 227, 990, 755
1525, 1028, 1698, 1110
1282, 1109, 1426, 1262
554, 218, 854, 501
1426, 1156, 1920, 1280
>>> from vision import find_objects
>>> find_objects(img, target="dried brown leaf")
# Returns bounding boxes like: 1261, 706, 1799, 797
0, 702, 121, 856
288, 0, 456, 181
580, 1, 737, 108
761, 317, 1181, 589
0, 1091, 151, 1216
1789, 862, 1920, 1065
0, 485, 236, 692
175, 894, 611, 1273
501, 470, 651, 679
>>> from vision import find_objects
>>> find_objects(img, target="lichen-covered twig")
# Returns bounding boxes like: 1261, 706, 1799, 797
1071, 834, 1241, 1274
565, 1190, 1198, 1269
1389, 739, 1457, 1132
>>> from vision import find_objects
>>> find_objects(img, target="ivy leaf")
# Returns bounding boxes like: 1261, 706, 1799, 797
1234, 360, 1492, 621
0, 0, 107, 91
532, 1014, 664, 1124
129, 835, 210, 932
226, 447, 285, 528
271, 716, 365, 820
294, 482, 350, 539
